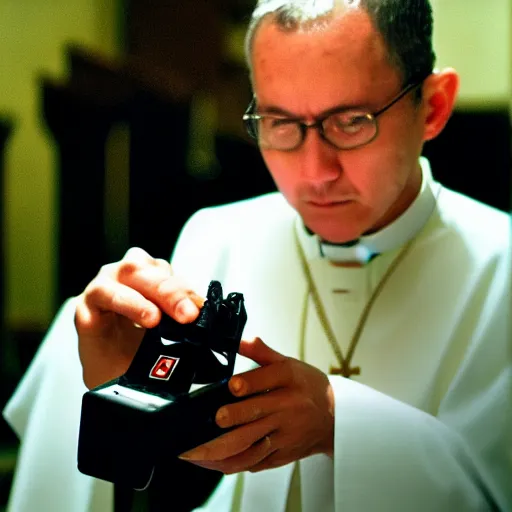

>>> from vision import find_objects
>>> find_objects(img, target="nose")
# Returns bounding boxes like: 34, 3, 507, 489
298, 129, 342, 186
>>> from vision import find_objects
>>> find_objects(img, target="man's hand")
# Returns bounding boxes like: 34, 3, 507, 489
179, 337, 335, 473
75, 247, 204, 389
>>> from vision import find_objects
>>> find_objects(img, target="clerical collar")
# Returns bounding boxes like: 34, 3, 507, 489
295, 157, 440, 264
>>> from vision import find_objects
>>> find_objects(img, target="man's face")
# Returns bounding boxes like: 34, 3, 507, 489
251, 10, 428, 243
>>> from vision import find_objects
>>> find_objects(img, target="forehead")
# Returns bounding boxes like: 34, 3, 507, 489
251, 9, 400, 112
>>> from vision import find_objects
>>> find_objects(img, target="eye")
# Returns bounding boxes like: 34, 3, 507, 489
260, 117, 299, 137
269, 117, 296, 129
344, 116, 368, 133
329, 112, 372, 135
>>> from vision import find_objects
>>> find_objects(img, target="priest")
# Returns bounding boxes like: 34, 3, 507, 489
4, 0, 510, 511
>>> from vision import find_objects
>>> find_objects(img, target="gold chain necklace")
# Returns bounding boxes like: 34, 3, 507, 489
295, 231, 416, 377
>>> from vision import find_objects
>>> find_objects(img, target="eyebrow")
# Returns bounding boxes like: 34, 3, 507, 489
256, 101, 373, 119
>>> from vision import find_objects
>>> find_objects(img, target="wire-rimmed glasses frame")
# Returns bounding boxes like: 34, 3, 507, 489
242, 75, 430, 151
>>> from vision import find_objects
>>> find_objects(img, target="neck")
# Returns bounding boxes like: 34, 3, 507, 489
365, 163, 423, 236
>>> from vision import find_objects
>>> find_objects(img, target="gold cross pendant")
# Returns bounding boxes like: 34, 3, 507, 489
330, 365, 361, 378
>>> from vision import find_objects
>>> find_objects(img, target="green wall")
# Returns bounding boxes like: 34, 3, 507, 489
0, 0, 120, 330
431, 0, 510, 108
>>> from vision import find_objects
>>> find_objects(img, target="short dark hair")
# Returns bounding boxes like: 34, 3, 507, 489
244, 0, 436, 87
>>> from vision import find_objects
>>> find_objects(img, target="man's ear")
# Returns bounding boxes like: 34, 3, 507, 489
421, 68, 459, 142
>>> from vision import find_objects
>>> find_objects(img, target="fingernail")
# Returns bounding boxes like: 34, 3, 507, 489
216, 407, 228, 425
179, 448, 205, 461
177, 298, 198, 318
230, 377, 244, 395
139, 306, 158, 325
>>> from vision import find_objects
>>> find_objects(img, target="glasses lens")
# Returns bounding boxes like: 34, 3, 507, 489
323, 111, 376, 149
255, 116, 302, 150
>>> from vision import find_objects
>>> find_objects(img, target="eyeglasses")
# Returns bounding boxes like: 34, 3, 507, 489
242, 75, 429, 151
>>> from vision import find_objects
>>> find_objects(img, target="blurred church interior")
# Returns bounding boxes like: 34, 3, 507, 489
0, 1, 510, 510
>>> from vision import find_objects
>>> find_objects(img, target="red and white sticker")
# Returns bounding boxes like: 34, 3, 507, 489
149, 355, 179, 381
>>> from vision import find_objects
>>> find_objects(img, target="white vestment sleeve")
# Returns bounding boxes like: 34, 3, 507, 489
330, 377, 498, 511
330, 250, 511, 512
2, 298, 113, 512
170, 207, 232, 289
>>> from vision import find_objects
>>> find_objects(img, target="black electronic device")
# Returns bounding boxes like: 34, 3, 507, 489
77, 280, 247, 490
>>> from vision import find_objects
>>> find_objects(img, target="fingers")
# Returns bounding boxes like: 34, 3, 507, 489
114, 248, 203, 323
215, 388, 291, 429
79, 247, 205, 327
184, 434, 277, 475
246, 434, 288, 473
179, 416, 276, 462
228, 358, 295, 398
76, 278, 161, 334
77, 247, 206, 390
237, 337, 287, 367
223, 434, 276, 475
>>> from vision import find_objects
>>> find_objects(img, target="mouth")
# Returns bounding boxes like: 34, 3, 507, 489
306, 199, 353, 208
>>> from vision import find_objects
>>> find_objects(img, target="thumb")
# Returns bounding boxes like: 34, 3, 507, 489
238, 337, 287, 367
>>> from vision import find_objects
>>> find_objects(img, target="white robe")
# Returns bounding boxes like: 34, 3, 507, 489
3, 159, 511, 511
